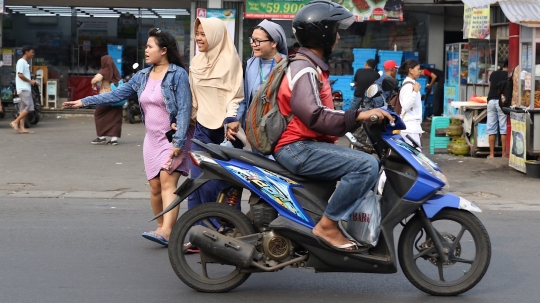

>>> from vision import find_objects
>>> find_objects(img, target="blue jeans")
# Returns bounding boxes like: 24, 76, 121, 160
349, 96, 364, 111
188, 122, 242, 210
274, 141, 379, 221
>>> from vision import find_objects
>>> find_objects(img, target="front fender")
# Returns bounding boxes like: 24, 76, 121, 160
422, 193, 482, 218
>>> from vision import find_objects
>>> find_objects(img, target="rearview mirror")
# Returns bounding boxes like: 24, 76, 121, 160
365, 84, 380, 98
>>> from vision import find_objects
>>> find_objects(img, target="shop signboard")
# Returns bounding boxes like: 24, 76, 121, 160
244, 0, 403, 21
463, 5, 490, 40
155, 20, 186, 56
2, 49, 12, 67
509, 112, 527, 173
196, 8, 236, 41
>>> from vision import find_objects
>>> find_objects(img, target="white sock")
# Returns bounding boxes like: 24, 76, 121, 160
112, 137, 118, 141
99, 136, 106, 140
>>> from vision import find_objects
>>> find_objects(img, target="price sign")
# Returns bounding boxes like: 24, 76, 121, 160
245, 0, 310, 19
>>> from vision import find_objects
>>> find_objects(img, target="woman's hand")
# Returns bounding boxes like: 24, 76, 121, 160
171, 123, 178, 131
170, 147, 182, 158
63, 100, 83, 108
413, 83, 421, 93
226, 121, 240, 140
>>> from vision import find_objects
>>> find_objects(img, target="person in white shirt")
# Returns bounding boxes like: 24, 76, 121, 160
398, 59, 423, 148
11, 45, 38, 134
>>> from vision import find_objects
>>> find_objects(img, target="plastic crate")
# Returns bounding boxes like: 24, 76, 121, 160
416, 77, 428, 94
107, 45, 124, 58
403, 51, 419, 61
378, 50, 403, 65
429, 116, 451, 154
352, 48, 376, 57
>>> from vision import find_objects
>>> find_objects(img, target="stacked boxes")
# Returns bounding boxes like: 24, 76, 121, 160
352, 48, 377, 73
377, 50, 403, 72
329, 75, 355, 110
107, 45, 124, 77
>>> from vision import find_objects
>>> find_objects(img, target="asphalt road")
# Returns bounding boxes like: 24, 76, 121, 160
1, 197, 539, 303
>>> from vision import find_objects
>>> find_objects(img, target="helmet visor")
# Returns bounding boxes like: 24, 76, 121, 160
338, 15, 356, 30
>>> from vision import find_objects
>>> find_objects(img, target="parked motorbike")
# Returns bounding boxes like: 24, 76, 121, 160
123, 63, 142, 124
329, 79, 343, 110
154, 102, 491, 295
11, 73, 42, 128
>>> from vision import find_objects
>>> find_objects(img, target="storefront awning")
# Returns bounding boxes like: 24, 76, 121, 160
461, 0, 540, 26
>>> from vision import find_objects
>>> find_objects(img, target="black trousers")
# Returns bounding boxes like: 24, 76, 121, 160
432, 81, 445, 116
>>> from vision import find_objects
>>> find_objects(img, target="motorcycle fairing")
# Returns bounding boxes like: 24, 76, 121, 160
384, 135, 446, 201
422, 193, 482, 218
215, 158, 315, 228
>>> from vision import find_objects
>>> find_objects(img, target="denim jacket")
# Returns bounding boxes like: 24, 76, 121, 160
81, 64, 192, 149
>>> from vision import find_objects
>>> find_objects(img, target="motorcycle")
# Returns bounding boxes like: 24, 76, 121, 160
329, 79, 343, 110
155, 98, 491, 295
11, 73, 42, 128
123, 63, 142, 124
348, 80, 397, 154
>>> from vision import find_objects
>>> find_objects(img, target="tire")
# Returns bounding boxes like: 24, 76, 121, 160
398, 209, 491, 296
168, 203, 256, 293
125, 108, 136, 124
28, 104, 41, 125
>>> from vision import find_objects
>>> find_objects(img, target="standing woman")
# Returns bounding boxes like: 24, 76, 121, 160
188, 17, 244, 209
90, 55, 123, 145
63, 28, 193, 246
398, 59, 423, 147
237, 20, 288, 128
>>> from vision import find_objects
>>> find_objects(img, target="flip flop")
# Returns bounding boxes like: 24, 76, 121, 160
9, 122, 20, 134
315, 236, 366, 253
20, 131, 34, 134
142, 231, 168, 246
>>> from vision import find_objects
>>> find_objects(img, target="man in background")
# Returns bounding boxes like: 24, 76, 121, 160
420, 66, 445, 118
370, 59, 399, 108
486, 60, 509, 159
11, 45, 37, 134
350, 59, 380, 110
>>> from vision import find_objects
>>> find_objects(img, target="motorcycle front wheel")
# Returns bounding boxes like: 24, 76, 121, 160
398, 209, 491, 296
168, 203, 256, 293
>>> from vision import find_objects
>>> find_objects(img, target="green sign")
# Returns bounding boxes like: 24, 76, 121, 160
245, 0, 310, 19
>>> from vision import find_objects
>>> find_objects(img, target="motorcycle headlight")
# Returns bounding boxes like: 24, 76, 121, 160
411, 154, 449, 189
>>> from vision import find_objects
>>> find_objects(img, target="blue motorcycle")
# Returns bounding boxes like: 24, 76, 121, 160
155, 109, 490, 296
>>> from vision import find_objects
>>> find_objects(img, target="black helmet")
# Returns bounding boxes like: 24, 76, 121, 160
292, 1, 355, 57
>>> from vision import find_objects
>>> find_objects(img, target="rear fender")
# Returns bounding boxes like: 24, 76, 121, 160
422, 193, 482, 218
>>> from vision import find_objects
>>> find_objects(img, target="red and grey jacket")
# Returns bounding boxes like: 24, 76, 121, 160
275, 47, 360, 153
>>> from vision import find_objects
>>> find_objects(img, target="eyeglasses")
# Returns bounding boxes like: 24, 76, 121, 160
249, 37, 271, 46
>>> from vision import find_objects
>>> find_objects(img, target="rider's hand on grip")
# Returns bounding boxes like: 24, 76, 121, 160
356, 108, 394, 125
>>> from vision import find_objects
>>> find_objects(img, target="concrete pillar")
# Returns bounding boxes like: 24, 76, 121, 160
427, 13, 445, 70
207, 0, 222, 8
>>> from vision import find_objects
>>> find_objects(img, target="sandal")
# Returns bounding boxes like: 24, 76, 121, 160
10, 122, 20, 134
183, 242, 200, 254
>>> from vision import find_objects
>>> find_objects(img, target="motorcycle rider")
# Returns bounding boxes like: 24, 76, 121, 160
370, 60, 399, 108
272, 1, 393, 251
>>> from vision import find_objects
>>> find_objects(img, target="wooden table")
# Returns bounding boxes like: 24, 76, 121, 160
450, 101, 489, 157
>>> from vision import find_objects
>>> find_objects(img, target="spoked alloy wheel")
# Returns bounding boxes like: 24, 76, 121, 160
168, 203, 256, 293
398, 209, 491, 296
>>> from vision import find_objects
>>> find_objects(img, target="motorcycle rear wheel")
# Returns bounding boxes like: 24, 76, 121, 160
169, 202, 256, 293
398, 209, 491, 296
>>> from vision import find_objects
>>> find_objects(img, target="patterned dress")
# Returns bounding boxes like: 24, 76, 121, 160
139, 78, 194, 180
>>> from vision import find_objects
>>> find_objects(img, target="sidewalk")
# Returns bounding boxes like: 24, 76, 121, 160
0, 116, 538, 211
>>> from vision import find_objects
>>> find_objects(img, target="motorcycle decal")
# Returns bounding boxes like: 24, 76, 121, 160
224, 165, 309, 222
390, 137, 439, 169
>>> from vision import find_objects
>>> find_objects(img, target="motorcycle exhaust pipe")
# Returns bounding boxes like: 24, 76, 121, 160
189, 226, 257, 268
